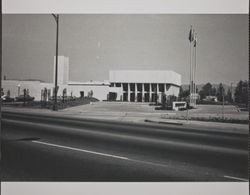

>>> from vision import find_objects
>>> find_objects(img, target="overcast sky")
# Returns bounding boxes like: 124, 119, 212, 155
2, 14, 248, 85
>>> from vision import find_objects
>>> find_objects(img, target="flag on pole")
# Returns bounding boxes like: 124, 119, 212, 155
188, 26, 194, 42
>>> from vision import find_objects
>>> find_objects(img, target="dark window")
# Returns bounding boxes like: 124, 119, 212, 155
137, 83, 142, 91
130, 83, 135, 91
159, 84, 164, 92
144, 83, 150, 92
123, 83, 128, 91
151, 84, 157, 93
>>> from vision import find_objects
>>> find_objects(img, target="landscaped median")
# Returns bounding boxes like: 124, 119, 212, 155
2, 97, 99, 110
160, 115, 249, 124
144, 119, 184, 126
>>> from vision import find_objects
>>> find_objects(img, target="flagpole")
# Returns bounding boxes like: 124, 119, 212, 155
193, 37, 196, 107
194, 33, 197, 107
189, 27, 193, 107
192, 32, 195, 107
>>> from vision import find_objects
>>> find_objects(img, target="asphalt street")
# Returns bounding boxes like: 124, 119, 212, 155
1, 111, 248, 181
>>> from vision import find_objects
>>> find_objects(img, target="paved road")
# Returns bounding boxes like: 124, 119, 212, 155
1, 111, 248, 181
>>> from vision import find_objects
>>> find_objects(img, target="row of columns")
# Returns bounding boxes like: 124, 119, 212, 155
115, 83, 170, 102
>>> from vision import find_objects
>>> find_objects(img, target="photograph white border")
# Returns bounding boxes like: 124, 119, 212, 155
1, 0, 249, 194
2, 0, 249, 14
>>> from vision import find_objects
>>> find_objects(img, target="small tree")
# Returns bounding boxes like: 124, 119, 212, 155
88, 90, 93, 98
48, 89, 51, 100
216, 83, 225, 102
43, 88, 48, 102
167, 95, 177, 108
161, 93, 167, 108
225, 89, 233, 103
211, 87, 217, 96
62, 88, 67, 102
234, 80, 248, 106
199, 82, 213, 99
23, 88, 27, 105
1, 88, 4, 96
179, 86, 190, 101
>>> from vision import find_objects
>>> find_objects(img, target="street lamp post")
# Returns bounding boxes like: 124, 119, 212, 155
52, 14, 59, 111
231, 82, 233, 102
17, 84, 21, 96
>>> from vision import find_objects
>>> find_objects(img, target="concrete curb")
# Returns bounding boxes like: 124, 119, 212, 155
144, 119, 183, 126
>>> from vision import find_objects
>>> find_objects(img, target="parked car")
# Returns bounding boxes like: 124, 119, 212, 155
15, 95, 35, 102
1, 95, 15, 102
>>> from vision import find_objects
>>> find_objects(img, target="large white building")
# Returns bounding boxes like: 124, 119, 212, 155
109, 70, 181, 102
2, 56, 181, 102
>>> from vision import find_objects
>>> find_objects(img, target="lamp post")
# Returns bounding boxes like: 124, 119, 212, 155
52, 14, 59, 111
189, 26, 193, 107
231, 82, 233, 102
17, 83, 21, 96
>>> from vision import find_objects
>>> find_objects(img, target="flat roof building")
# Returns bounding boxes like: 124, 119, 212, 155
2, 56, 181, 103
109, 70, 181, 102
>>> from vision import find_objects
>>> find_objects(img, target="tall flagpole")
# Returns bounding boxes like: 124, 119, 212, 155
189, 26, 193, 107
192, 32, 195, 107
194, 33, 197, 107
52, 14, 59, 111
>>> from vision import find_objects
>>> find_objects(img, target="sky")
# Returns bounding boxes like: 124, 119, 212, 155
2, 14, 248, 85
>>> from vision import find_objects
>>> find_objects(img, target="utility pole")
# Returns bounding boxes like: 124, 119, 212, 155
222, 95, 225, 120
52, 14, 59, 111
231, 82, 233, 103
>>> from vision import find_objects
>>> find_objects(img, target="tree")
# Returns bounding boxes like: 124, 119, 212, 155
225, 89, 233, 103
88, 90, 93, 98
161, 93, 167, 108
199, 82, 213, 99
216, 83, 225, 102
234, 80, 248, 106
62, 88, 67, 102
179, 86, 189, 101
1, 88, 4, 96
211, 87, 217, 96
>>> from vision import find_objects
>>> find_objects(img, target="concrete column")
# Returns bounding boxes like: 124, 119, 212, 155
149, 83, 152, 102
142, 83, 144, 102
128, 83, 130, 102
156, 83, 159, 103
135, 83, 137, 102
165, 84, 169, 96
122, 83, 124, 101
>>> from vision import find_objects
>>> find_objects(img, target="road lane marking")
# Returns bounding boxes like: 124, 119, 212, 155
32, 140, 129, 160
224, 175, 248, 182
31, 140, 247, 181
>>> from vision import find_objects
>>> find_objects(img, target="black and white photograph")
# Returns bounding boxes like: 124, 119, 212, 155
0, 0, 249, 194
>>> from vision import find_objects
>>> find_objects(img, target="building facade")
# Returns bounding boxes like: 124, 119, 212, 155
2, 56, 110, 101
2, 56, 181, 102
109, 70, 181, 102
